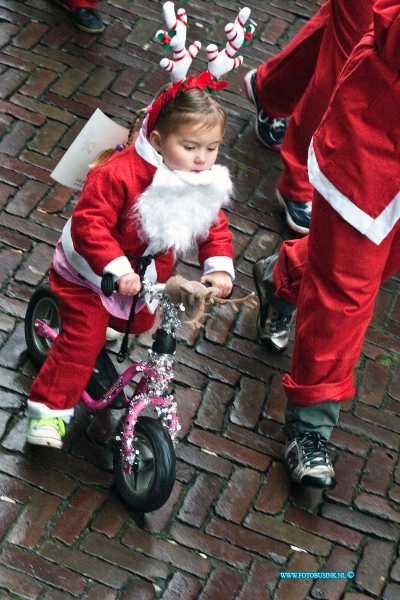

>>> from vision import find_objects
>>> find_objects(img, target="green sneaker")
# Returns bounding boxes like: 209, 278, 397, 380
27, 417, 66, 449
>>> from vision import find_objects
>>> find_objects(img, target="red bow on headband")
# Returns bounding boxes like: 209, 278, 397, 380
147, 71, 228, 133
182, 72, 228, 94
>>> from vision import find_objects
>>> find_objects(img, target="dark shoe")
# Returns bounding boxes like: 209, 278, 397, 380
243, 69, 287, 151
285, 432, 336, 489
253, 255, 296, 353
72, 8, 104, 33
276, 189, 311, 234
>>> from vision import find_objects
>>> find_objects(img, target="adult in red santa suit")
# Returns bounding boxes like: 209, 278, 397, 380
58, 0, 104, 34
243, 0, 374, 234
253, 0, 400, 489
26, 82, 234, 449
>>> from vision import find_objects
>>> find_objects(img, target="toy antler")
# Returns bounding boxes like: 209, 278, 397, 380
207, 7, 255, 79
164, 275, 258, 331
155, 1, 201, 83
185, 291, 258, 330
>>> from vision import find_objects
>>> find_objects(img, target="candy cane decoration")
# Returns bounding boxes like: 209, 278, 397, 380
155, 2, 201, 83
207, 7, 255, 79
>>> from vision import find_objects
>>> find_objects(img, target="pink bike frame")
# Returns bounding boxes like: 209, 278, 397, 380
33, 318, 179, 472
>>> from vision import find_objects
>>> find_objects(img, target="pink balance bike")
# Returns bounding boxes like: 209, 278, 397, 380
24, 277, 186, 513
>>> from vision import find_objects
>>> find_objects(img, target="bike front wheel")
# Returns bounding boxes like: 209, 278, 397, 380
113, 416, 176, 512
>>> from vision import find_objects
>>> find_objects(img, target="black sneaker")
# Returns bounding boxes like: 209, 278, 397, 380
285, 432, 336, 489
253, 255, 296, 354
276, 189, 311, 235
72, 8, 105, 33
243, 69, 287, 151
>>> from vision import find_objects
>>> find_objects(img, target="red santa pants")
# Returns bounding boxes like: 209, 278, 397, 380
29, 268, 155, 412
60, 0, 98, 11
273, 193, 400, 406
255, 1, 329, 117
256, 0, 374, 204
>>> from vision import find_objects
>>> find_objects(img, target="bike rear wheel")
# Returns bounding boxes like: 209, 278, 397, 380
113, 416, 176, 512
25, 284, 61, 368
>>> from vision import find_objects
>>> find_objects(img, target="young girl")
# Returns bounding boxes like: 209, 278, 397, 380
26, 83, 234, 448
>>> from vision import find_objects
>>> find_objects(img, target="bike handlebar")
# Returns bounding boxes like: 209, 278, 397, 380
101, 273, 115, 297
101, 273, 165, 298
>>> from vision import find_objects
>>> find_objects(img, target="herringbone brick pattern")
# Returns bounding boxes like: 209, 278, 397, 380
0, 1, 400, 599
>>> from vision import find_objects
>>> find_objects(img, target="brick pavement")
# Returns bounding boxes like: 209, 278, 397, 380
0, 1, 399, 599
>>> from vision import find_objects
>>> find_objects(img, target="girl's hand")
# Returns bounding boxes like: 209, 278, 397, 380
200, 271, 233, 298
117, 272, 141, 296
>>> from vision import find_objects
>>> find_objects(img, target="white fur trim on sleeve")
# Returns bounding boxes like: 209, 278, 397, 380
203, 256, 235, 280
27, 400, 74, 423
104, 256, 134, 279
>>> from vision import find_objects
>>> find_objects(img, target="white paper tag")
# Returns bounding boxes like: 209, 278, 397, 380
50, 109, 129, 190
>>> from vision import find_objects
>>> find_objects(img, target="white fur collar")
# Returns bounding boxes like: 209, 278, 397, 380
135, 125, 162, 168
134, 162, 232, 255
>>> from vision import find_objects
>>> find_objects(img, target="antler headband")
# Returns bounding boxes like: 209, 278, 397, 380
155, 2, 201, 84
146, 2, 255, 134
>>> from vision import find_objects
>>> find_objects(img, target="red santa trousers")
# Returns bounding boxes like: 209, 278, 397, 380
256, 0, 374, 204
255, 0, 330, 117
273, 193, 400, 407
29, 268, 156, 412
61, 0, 98, 11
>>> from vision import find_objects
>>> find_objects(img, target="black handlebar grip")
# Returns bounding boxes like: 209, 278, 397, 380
101, 273, 115, 297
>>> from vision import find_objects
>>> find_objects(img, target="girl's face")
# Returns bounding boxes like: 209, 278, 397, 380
149, 122, 223, 172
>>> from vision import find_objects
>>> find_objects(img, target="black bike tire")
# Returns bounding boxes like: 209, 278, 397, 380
113, 416, 176, 512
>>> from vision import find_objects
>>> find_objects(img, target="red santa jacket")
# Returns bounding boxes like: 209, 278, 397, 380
61, 130, 234, 288
308, 0, 400, 245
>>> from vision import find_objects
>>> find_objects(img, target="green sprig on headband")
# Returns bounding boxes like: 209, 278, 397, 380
157, 29, 177, 50
243, 25, 253, 46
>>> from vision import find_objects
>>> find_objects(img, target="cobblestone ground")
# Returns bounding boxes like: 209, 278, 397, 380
0, 1, 400, 599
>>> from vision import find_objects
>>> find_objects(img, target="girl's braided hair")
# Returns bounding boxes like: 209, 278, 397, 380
91, 107, 147, 168
91, 86, 227, 169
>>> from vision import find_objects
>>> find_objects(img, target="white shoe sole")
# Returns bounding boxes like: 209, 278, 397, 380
243, 69, 257, 106
27, 434, 63, 449
244, 71, 283, 151
276, 189, 310, 235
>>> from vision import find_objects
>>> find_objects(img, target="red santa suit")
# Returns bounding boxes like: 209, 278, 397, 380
255, 0, 374, 204
60, 0, 98, 11
273, 0, 400, 406
27, 128, 234, 420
